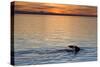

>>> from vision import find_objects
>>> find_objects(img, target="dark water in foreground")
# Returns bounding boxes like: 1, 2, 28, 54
14, 47, 97, 65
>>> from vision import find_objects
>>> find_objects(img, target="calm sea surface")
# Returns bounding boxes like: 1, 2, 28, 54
14, 14, 97, 65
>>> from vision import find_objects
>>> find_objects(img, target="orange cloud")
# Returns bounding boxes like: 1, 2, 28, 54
12, 1, 97, 16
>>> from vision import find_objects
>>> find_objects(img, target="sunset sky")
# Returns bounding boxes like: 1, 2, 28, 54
12, 1, 97, 16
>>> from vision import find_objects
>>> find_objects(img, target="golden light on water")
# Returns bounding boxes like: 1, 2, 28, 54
15, 14, 97, 42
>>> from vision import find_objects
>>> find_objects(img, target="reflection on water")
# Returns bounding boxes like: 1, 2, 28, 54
14, 14, 97, 48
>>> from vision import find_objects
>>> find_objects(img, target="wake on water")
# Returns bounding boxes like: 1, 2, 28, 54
14, 46, 97, 65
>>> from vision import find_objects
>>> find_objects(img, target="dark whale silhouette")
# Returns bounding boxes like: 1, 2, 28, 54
56, 45, 80, 55
68, 45, 80, 54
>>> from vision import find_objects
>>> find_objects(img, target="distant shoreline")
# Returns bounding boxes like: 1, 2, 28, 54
13, 11, 97, 17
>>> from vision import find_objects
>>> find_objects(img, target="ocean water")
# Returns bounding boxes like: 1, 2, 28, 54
14, 46, 97, 65
13, 14, 97, 65
14, 35, 97, 65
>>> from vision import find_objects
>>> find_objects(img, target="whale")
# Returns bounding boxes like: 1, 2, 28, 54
56, 45, 80, 55
68, 45, 80, 54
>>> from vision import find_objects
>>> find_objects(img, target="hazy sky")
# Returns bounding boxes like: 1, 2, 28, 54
13, 1, 97, 16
